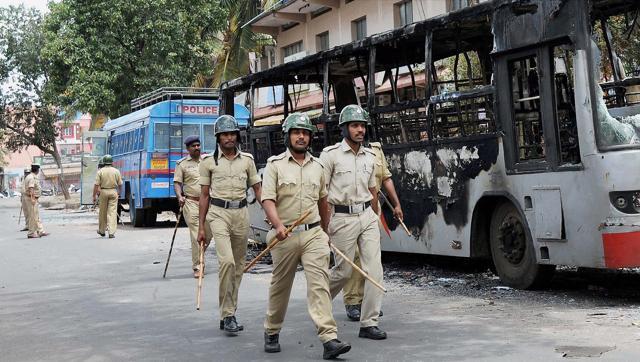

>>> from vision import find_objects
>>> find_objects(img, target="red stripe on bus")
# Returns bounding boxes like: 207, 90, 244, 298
120, 169, 175, 177
602, 231, 640, 268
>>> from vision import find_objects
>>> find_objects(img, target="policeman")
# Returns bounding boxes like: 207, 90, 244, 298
93, 154, 123, 238
261, 113, 351, 359
320, 104, 386, 340
24, 162, 48, 238
342, 139, 404, 321
198, 115, 262, 335
20, 168, 31, 231
174, 135, 212, 278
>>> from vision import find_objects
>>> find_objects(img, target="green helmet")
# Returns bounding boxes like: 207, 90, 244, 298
339, 104, 370, 126
102, 154, 113, 165
282, 113, 316, 134
214, 115, 240, 136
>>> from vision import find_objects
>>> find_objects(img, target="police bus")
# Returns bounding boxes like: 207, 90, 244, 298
80, 88, 250, 227
218, 0, 640, 289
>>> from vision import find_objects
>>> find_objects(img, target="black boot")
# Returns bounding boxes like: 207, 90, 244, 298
345, 304, 361, 321
359, 326, 387, 340
322, 339, 351, 360
220, 317, 244, 331
264, 332, 281, 353
223, 316, 239, 335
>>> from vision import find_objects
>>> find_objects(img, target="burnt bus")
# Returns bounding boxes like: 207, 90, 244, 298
221, 0, 640, 289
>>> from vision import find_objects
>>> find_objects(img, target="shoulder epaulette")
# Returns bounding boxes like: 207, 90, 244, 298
202, 154, 213, 160
369, 142, 382, 149
176, 157, 187, 165
363, 147, 376, 156
322, 143, 341, 153
240, 151, 254, 159
311, 156, 325, 168
267, 152, 286, 163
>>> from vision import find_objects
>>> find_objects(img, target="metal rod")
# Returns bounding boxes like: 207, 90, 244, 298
162, 207, 183, 278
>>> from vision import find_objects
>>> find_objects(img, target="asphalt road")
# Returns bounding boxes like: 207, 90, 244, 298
2, 198, 640, 361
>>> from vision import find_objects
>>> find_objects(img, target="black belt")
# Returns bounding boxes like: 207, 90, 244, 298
283, 221, 320, 232
210, 198, 247, 209
334, 201, 371, 214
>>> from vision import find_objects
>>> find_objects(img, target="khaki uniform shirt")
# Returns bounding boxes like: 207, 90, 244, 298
319, 139, 377, 206
95, 166, 123, 189
199, 147, 261, 200
261, 149, 328, 226
174, 155, 202, 198
370, 142, 392, 193
24, 173, 41, 197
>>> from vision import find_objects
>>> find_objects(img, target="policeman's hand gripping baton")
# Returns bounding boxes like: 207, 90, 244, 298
244, 209, 312, 273
379, 191, 411, 236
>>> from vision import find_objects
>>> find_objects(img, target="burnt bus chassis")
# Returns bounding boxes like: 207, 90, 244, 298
219, 0, 640, 289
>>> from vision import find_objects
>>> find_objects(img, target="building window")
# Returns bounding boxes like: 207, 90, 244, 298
282, 41, 303, 62
395, 1, 413, 27
447, 0, 478, 11
316, 31, 329, 52
62, 126, 73, 136
351, 17, 367, 41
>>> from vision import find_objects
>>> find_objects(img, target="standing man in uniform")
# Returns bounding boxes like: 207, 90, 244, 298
174, 135, 212, 278
261, 113, 351, 359
24, 162, 48, 238
20, 168, 31, 231
198, 115, 262, 335
342, 139, 403, 321
93, 154, 123, 238
320, 104, 387, 340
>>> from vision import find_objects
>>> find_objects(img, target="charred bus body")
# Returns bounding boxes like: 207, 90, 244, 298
221, 0, 640, 289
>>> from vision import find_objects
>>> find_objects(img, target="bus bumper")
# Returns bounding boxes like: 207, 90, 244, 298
601, 219, 640, 268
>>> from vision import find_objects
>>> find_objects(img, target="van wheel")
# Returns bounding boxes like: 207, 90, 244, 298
489, 202, 554, 289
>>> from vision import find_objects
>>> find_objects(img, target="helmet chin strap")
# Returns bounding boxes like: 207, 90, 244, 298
341, 124, 361, 144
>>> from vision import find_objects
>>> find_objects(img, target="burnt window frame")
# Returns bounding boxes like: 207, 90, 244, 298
497, 41, 583, 174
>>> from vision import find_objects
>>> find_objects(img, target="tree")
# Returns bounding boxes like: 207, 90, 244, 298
42, 0, 227, 122
0, 5, 71, 200
195, 0, 274, 88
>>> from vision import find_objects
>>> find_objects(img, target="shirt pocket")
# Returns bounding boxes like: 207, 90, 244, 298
233, 172, 248, 193
357, 162, 373, 187
277, 176, 298, 199
302, 177, 320, 202
334, 167, 353, 189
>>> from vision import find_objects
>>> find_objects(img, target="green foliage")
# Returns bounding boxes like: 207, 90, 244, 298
0, 5, 59, 156
594, 13, 640, 80
43, 0, 227, 118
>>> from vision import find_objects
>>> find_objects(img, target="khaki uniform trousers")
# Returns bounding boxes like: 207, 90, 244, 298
26, 198, 44, 235
342, 251, 365, 305
206, 205, 249, 319
21, 196, 31, 229
183, 198, 211, 270
264, 226, 338, 343
98, 189, 119, 235
328, 207, 384, 328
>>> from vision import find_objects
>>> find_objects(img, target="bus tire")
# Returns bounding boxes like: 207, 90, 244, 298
144, 209, 157, 227
489, 202, 555, 290
129, 193, 145, 227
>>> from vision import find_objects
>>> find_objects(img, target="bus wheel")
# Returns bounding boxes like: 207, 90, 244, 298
129, 193, 145, 227
489, 202, 554, 290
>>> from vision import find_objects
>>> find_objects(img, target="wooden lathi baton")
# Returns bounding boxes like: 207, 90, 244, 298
196, 241, 204, 310
244, 209, 312, 273
328, 241, 387, 293
379, 191, 411, 236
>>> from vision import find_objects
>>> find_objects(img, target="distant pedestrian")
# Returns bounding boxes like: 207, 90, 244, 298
20, 168, 31, 232
93, 154, 123, 238
174, 135, 212, 278
198, 115, 262, 335
24, 162, 49, 238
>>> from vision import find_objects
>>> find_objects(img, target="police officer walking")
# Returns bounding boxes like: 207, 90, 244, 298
198, 115, 262, 335
320, 104, 387, 340
93, 154, 123, 238
24, 162, 49, 238
261, 113, 351, 359
342, 139, 404, 321
20, 168, 31, 232
174, 135, 212, 278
